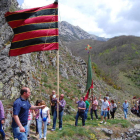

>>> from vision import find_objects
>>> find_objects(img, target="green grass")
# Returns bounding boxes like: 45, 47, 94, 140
63, 114, 75, 122
107, 119, 130, 128
47, 124, 95, 140
47, 115, 130, 140
137, 137, 140, 140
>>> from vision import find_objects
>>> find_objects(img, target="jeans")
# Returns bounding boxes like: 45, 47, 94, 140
85, 108, 89, 120
123, 109, 128, 119
75, 111, 85, 126
27, 120, 31, 136
37, 119, 48, 139
90, 109, 98, 120
51, 106, 55, 116
0, 120, 5, 138
53, 110, 64, 129
35, 119, 38, 133
107, 111, 110, 119
110, 111, 115, 119
12, 125, 27, 140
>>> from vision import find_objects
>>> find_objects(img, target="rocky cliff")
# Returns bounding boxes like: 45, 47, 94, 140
0, 0, 36, 99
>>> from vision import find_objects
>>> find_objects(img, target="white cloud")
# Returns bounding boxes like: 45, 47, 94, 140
19, 0, 140, 38
21, 0, 52, 9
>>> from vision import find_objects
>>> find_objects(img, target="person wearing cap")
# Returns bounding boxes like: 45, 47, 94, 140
99, 94, 109, 124
0, 100, 5, 140
50, 90, 56, 116
51, 94, 66, 131
123, 100, 129, 119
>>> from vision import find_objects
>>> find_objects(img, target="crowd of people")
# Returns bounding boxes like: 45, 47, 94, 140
0, 87, 140, 140
131, 97, 140, 117
75, 94, 118, 126
0, 87, 66, 140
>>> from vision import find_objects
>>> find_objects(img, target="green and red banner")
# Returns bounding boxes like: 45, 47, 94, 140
84, 53, 93, 101
5, 3, 58, 56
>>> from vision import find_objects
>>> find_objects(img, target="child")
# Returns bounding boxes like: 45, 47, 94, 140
38, 100, 50, 140
33, 100, 42, 135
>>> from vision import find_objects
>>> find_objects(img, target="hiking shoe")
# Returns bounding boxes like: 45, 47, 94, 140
96, 119, 98, 120
59, 128, 62, 130
91, 119, 93, 120
35, 132, 38, 136
100, 121, 103, 124
51, 128, 55, 131
104, 122, 107, 124
44, 137, 46, 140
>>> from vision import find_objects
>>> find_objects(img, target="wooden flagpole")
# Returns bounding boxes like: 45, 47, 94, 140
39, 52, 44, 100
57, 50, 59, 118
54, 0, 59, 119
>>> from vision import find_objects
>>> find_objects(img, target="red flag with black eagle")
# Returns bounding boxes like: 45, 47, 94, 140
5, 3, 58, 56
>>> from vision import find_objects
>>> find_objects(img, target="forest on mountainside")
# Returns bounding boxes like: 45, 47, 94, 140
67, 36, 140, 94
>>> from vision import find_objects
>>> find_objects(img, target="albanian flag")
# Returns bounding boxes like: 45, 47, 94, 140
84, 53, 93, 101
5, 3, 58, 56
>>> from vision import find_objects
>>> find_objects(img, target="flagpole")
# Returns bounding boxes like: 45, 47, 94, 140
57, 50, 59, 119
40, 54, 43, 100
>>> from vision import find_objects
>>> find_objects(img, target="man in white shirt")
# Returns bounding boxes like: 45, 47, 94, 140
99, 94, 109, 124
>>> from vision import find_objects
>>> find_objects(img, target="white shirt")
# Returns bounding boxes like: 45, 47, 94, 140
38, 107, 49, 121
101, 99, 109, 111
110, 103, 117, 112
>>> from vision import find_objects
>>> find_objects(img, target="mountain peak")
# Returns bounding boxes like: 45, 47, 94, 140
59, 21, 108, 42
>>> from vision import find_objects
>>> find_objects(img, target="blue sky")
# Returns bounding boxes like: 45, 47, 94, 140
16, 0, 140, 38
17, 0, 24, 5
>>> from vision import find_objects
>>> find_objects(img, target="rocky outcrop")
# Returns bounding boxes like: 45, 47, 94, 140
0, 0, 35, 98
59, 21, 108, 42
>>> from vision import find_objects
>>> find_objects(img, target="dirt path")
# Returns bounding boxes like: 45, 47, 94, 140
28, 125, 52, 140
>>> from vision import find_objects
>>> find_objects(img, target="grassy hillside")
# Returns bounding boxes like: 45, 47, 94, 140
67, 36, 140, 96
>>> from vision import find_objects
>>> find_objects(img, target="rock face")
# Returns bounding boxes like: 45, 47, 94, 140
0, 0, 33, 98
0, 0, 89, 99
